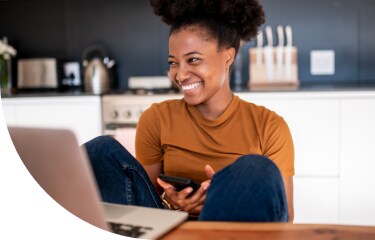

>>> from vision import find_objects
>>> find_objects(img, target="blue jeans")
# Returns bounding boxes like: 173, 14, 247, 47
83, 136, 288, 222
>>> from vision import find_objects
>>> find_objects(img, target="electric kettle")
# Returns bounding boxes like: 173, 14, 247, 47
82, 45, 115, 94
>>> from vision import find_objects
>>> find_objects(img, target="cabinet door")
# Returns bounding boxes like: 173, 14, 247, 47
237, 93, 341, 224
340, 98, 375, 226
238, 93, 340, 177
294, 177, 339, 224
1, 101, 16, 126
11, 97, 101, 144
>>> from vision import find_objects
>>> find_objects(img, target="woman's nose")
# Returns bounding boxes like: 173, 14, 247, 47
176, 64, 190, 82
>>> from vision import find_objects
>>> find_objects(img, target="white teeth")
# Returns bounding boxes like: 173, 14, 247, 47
181, 82, 202, 91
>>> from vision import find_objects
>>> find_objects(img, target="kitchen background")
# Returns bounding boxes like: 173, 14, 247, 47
1, 0, 375, 91
2, 0, 375, 227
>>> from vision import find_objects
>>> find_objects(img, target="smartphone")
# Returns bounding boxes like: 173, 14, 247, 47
159, 174, 201, 194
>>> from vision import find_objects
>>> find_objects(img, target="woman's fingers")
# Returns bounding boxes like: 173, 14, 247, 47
157, 178, 198, 210
191, 203, 204, 213
157, 178, 176, 192
177, 182, 210, 211
205, 165, 215, 179
157, 177, 211, 212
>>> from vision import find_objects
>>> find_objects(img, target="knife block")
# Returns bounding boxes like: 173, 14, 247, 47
248, 47, 299, 90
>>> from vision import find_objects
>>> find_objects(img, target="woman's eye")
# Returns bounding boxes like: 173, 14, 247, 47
188, 58, 200, 63
168, 61, 176, 66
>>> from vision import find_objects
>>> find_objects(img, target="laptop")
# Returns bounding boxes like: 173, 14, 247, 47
8, 127, 188, 239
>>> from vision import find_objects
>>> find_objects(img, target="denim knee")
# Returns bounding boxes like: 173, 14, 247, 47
231, 154, 283, 182
84, 135, 122, 155
83, 135, 136, 168
82, 135, 161, 206
199, 154, 288, 222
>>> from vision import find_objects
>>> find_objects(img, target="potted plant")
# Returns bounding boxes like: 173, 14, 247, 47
0, 37, 17, 95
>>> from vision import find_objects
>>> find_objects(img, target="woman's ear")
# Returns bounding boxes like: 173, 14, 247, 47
225, 47, 236, 67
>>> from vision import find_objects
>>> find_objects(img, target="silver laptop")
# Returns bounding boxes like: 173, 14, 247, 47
8, 127, 187, 239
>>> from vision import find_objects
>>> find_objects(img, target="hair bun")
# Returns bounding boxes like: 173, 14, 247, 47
150, 0, 265, 41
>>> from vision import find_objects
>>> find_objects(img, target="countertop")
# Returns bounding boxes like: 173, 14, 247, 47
1, 89, 99, 98
2, 84, 375, 98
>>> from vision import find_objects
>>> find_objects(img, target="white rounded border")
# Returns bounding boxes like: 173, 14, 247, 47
0, 97, 130, 240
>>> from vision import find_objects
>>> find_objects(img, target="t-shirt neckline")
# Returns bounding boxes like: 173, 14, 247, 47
186, 95, 240, 127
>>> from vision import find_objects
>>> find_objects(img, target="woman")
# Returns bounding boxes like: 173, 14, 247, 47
85, 0, 294, 222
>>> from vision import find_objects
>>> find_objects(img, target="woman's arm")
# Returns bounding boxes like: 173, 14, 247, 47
282, 175, 294, 222
143, 162, 163, 196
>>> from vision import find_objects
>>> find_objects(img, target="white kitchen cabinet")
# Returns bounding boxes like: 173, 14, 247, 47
294, 177, 339, 224
237, 92, 340, 224
237, 95, 340, 177
2, 103, 16, 126
1, 96, 102, 144
340, 98, 375, 226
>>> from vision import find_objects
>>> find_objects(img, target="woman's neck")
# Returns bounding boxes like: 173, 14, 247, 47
195, 89, 234, 120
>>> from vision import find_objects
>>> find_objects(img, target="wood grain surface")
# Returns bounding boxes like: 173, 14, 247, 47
161, 222, 375, 240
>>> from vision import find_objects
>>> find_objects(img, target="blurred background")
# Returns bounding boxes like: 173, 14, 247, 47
1, 0, 374, 91
1, 0, 375, 228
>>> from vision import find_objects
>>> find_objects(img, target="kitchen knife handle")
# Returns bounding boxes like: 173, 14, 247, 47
285, 25, 293, 47
265, 26, 273, 47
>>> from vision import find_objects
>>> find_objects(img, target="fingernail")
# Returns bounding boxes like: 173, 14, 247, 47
186, 187, 193, 193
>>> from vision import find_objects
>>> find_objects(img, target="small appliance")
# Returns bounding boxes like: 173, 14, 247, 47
82, 45, 115, 94
17, 58, 58, 90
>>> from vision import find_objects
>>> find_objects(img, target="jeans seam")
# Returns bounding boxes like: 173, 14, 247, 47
126, 178, 132, 204
125, 166, 161, 207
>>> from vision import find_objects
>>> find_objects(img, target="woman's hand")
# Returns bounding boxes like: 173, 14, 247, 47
157, 165, 216, 213
205, 164, 215, 179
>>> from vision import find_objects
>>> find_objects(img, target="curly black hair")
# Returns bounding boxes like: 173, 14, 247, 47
150, 0, 265, 54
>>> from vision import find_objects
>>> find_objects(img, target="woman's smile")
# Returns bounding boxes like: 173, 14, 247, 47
179, 81, 203, 93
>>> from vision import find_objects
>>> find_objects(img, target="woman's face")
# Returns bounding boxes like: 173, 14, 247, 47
168, 27, 235, 106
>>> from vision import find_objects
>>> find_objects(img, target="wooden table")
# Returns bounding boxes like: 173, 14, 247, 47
161, 222, 375, 240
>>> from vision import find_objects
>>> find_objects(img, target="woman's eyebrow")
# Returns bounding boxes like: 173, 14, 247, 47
184, 51, 203, 56
168, 51, 203, 58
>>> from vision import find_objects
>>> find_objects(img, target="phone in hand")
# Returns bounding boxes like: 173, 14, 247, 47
159, 174, 201, 194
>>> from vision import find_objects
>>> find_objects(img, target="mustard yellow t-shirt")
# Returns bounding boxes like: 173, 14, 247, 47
135, 95, 294, 182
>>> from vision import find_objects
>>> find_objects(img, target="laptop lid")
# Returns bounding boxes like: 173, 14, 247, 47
8, 127, 188, 239
8, 127, 110, 231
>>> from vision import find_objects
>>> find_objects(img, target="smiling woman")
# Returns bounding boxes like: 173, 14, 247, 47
84, 0, 295, 223
168, 29, 234, 109
159, 0, 264, 113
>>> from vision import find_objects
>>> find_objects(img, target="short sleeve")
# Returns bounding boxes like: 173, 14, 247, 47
262, 114, 295, 176
135, 104, 163, 165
